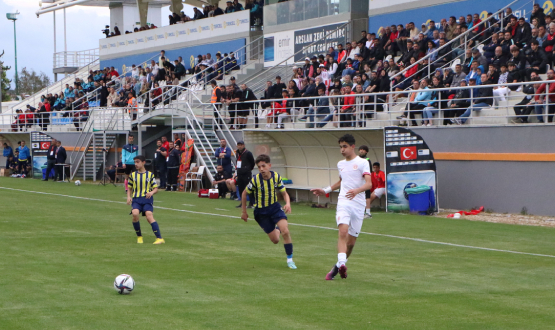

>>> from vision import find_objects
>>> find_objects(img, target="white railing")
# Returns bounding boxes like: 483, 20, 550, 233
53, 48, 99, 69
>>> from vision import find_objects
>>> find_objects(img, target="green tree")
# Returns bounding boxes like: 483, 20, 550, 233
18, 67, 51, 96
0, 60, 11, 101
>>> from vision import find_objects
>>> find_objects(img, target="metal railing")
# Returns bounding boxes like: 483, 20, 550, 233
188, 80, 555, 128
391, 0, 527, 89
53, 48, 99, 69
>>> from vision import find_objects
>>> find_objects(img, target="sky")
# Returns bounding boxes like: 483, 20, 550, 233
0, 0, 194, 88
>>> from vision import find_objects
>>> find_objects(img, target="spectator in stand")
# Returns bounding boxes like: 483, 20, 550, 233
514, 17, 532, 48
3, 142, 13, 169
543, 23, 555, 64
17, 140, 30, 177
507, 61, 523, 89
537, 25, 547, 46
213, 165, 231, 198
397, 79, 431, 126
224, 85, 240, 129
233, 0, 244, 11
166, 141, 181, 191
193, 7, 205, 20
272, 76, 287, 98
531, 3, 546, 28
532, 69, 555, 123
509, 45, 526, 78
239, 84, 258, 128
269, 90, 288, 129
490, 46, 509, 70
338, 85, 356, 127
304, 87, 330, 128
513, 73, 540, 123
225, 1, 235, 13
174, 60, 186, 79
210, 80, 224, 125
501, 31, 515, 53
426, 21, 438, 39
483, 33, 500, 59
445, 79, 470, 123
525, 40, 548, 78
452, 73, 493, 125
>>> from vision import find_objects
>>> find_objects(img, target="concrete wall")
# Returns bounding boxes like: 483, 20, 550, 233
413, 126, 555, 216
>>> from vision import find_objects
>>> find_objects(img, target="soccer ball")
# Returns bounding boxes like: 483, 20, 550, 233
114, 274, 135, 294
75, 180, 81, 186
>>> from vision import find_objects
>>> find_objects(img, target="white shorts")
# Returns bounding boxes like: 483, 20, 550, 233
336, 202, 365, 238
373, 188, 386, 199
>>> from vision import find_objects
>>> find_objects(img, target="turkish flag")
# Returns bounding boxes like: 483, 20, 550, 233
400, 146, 417, 160
40, 142, 51, 150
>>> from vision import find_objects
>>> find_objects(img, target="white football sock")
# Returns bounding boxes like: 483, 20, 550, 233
336, 253, 347, 267
365, 208, 371, 215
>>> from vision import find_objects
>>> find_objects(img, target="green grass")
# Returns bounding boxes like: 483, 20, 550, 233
1, 178, 555, 329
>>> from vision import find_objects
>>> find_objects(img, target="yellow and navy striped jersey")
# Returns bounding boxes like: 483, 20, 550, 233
245, 171, 286, 209
129, 171, 158, 198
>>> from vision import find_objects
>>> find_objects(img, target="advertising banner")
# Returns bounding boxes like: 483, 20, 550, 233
264, 22, 347, 67
99, 11, 250, 57
383, 126, 438, 212
293, 22, 347, 62
31, 132, 54, 179
386, 171, 436, 212
263, 30, 294, 67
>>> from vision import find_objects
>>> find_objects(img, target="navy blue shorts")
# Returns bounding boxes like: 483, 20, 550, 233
132, 197, 154, 216
253, 203, 287, 234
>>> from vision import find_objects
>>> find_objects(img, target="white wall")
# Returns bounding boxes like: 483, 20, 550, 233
369, 0, 422, 10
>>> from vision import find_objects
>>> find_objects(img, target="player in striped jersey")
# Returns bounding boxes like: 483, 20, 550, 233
241, 154, 296, 269
126, 155, 165, 245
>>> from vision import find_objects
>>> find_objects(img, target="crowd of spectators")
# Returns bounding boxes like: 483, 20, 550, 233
207, 5, 555, 127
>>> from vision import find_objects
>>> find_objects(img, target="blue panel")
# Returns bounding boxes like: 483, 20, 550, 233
99, 38, 246, 74
369, 0, 536, 34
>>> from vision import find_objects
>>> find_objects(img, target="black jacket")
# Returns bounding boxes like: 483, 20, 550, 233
240, 88, 258, 109
155, 146, 167, 168
515, 24, 532, 45
261, 86, 274, 108
272, 82, 287, 98
47, 144, 57, 161
56, 146, 67, 164
166, 148, 181, 168
524, 48, 548, 70
490, 54, 509, 70
476, 84, 494, 106
236, 149, 254, 177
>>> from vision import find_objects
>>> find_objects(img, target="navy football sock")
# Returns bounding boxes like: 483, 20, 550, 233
284, 243, 293, 258
150, 221, 162, 239
132, 221, 142, 237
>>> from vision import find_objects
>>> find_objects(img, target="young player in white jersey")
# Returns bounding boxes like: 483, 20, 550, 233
311, 134, 372, 280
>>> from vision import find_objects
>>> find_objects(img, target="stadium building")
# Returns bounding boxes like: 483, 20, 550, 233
1, 0, 553, 215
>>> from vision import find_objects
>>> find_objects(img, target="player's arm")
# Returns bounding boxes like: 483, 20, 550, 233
241, 189, 249, 221
346, 174, 372, 200
311, 179, 341, 196
146, 187, 158, 198
280, 190, 291, 214
126, 184, 132, 205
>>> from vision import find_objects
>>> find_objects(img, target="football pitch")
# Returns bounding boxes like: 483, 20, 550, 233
2, 178, 555, 329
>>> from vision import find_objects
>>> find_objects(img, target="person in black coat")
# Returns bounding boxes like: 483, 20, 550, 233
513, 74, 540, 123
272, 76, 287, 98
525, 40, 548, 78
235, 141, 255, 208
514, 18, 532, 47
55, 140, 67, 182
238, 84, 258, 129
455, 74, 493, 124
99, 82, 109, 107
260, 81, 274, 109
43, 138, 57, 181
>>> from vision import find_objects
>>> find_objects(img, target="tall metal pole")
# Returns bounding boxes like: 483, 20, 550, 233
53, 11, 57, 82
64, 8, 67, 69
13, 20, 18, 96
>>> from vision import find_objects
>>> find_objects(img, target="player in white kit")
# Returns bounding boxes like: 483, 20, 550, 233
311, 134, 372, 280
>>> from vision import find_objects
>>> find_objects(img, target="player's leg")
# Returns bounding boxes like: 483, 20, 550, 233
145, 209, 164, 244
276, 219, 296, 269
131, 208, 143, 244
365, 189, 372, 218
346, 235, 358, 258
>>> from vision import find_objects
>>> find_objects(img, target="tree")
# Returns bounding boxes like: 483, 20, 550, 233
18, 67, 51, 96
0, 60, 11, 102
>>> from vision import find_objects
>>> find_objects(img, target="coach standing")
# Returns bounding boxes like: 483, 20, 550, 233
154, 139, 168, 189
166, 141, 181, 192
122, 135, 139, 192
43, 138, 57, 181
235, 140, 254, 208
215, 139, 232, 177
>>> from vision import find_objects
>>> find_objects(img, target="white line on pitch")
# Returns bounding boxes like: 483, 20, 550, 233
2, 186, 555, 259
182, 204, 195, 206
215, 208, 228, 211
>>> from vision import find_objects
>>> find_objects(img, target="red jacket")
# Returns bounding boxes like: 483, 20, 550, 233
110, 70, 120, 77
337, 50, 347, 63
341, 92, 356, 111
273, 98, 288, 114
546, 33, 555, 52
535, 82, 555, 102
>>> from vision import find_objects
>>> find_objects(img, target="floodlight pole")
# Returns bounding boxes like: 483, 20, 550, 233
7, 12, 19, 96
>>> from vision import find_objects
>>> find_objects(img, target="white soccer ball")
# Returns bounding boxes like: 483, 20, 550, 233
114, 274, 135, 294
453, 213, 461, 219
75, 180, 81, 186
